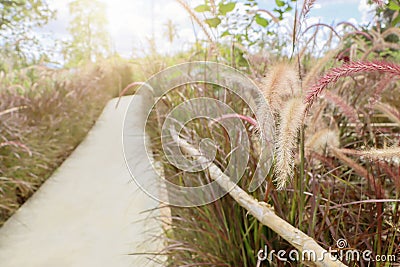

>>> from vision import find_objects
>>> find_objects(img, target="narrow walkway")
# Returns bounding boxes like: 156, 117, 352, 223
0, 96, 163, 267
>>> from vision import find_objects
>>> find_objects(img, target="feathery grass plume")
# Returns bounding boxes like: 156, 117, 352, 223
275, 97, 306, 190
305, 128, 339, 155
374, 102, 400, 126
323, 90, 362, 130
337, 147, 400, 164
300, 0, 316, 19
305, 61, 400, 110
259, 62, 302, 113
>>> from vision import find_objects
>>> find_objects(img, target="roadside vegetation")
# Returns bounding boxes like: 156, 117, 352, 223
145, 0, 400, 266
0, 59, 134, 225
0, 0, 136, 225
1, 0, 399, 266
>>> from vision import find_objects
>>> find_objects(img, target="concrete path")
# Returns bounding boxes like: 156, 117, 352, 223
0, 96, 163, 267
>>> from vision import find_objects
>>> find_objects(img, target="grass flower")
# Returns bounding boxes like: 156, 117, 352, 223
305, 61, 400, 110
275, 97, 306, 190
260, 62, 302, 113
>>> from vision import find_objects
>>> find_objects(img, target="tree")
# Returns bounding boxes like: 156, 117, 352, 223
0, 0, 54, 34
0, 0, 55, 68
370, 0, 400, 27
64, 0, 110, 67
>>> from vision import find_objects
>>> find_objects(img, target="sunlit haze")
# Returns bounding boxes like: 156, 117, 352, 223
41, 0, 376, 58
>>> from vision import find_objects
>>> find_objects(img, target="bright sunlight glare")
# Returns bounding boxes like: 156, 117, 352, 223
42, 0, 371, 59
45, 0, 196, 57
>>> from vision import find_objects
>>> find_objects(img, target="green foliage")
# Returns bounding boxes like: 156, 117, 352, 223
272, 0, 293, 20
191, 0, 297, 49
255, 14, 268, 27
387, 0, 400, 26
205, 17, 222, 28
371, 0, 400, 27
0, 0, 54, 34
219, 2, 236, 15
63, 0, 110, 67
275, 0, 285, 7
0, 0, 55, 66
194, 4, 211, 12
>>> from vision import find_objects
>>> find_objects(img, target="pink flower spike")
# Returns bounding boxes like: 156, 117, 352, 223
305, 61, 400, 110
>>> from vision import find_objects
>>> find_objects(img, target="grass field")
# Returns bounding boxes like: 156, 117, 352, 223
1, 0, 399, 266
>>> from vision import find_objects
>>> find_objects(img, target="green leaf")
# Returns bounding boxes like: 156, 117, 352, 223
388, 1, 400, 10
205, 17, 221, 28
275, 0, 285, 7
221, 30, 231, 37
285, 5, 293, 12
194, 4, 211, 12
392, 14, 400, 26
255, 14, 269, 27
219, 2, 236, 15
273, 7, 284, 19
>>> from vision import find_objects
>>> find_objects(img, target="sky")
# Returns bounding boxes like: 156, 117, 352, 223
40, 0, 377, 59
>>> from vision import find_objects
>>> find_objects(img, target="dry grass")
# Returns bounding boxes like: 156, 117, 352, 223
0, 58, 134, 226
146, 12, 400, 266
259, 62, 302, 113
274, 97, 306, 190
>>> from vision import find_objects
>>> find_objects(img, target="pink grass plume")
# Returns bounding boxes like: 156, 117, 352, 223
305, 61, 400, 111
